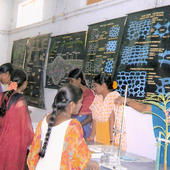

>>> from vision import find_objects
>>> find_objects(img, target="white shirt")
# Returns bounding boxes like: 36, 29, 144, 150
36, 118, 71, 170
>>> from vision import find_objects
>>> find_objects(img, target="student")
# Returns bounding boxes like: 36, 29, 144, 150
0, 69, 34, 170
27, 84, 99, 170
115, 96, 170, 167
0, 63, 13, 92
88, 73, 126, 150
68, 68, 94, 139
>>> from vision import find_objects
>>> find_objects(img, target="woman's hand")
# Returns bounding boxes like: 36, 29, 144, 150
85, 160, 99, 170
86, 135, 94, 142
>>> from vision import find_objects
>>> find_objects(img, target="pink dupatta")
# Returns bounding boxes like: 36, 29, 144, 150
0, 93, 34, 170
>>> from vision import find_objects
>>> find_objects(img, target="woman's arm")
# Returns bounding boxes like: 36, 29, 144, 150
27, 120, 42, 170
81, 114, 92, 126
114, 96, 152, 113
109, 111, 115, 143
126, 98, 151, 113
80, 90, 94, 126
87, 120, 96, 141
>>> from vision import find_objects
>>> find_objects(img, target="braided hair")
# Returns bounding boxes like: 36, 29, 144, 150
0, 69, 27, 117
0, 90, 15, 117
68, 68, 87, 86
94, 73, 113, 90
39, 84, 83, 158
11, 69, 27, 88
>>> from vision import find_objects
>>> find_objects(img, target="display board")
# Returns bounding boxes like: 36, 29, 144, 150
46, 31, 86, 89
11, 34, 50, 109
24, 34, 50, 108
116, 6, 170, 99
84, 17, 126, 85
11, 38, 28, 69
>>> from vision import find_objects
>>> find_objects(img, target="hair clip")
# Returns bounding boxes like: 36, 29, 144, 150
112, 81, 118, 89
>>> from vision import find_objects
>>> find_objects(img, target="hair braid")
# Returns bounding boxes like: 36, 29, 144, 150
39, 84, 82, 158
39, 109, 57, 158
0, 90, 14, 117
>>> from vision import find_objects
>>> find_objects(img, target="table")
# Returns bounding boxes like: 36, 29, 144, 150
88, 144, 156, 170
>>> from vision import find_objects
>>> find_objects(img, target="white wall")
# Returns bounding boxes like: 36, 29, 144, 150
125, 107, 157, 160
0, 34, 9, 64
0, 0, 13, 30
0, 0, 13, 64
3, 0, 170, 160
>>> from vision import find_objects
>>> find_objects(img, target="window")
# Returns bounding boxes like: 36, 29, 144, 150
16, 0, 43, 27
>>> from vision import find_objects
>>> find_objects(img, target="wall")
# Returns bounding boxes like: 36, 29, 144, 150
125, 107, 157, 160
0, 34, 9, 64
5, 0, 170, 160
0, 0, 13, 64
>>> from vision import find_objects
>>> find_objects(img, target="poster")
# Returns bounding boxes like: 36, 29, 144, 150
46, 31, 86, 89
116, 6, 170, 99
84, 17, 126, 86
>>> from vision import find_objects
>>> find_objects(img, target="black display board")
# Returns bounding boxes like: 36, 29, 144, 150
11, 38, 28, 69
24, 34, 50, 108
84, 17, 126, 85
116, 6, 170, 99
11, 34, 50, 109
46, 31, 86, 89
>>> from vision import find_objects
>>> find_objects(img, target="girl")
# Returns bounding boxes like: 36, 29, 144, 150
68, 68, 94, 139
88, 73, 126, 150
0, 63, 13, 92
0, 69, 34, 170
27, 84, 99, 169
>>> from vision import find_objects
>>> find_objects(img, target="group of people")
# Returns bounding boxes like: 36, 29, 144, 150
0, 63, 124, 169
67, 69, 126, 148
26, 68, 127, 169
0, 63, 34, 169
0, 63, 169, 169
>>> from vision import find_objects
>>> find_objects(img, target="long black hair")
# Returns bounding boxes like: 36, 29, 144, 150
0, 63, 13, 75
94, 73, 113, 90
11, 69, 27, 88
39, 84, 83, 158
0, 69, 27, 117
68, 68, 87, 86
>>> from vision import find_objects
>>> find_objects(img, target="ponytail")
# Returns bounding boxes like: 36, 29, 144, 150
94, 73, 113, 90
68, 68, 87, 86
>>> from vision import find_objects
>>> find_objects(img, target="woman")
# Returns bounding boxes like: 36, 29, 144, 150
0, 63, 13, 92
27, 84, 99, 169
0, 69, 34, 170
68, 68, 94, 139
88, 73, 126, 150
